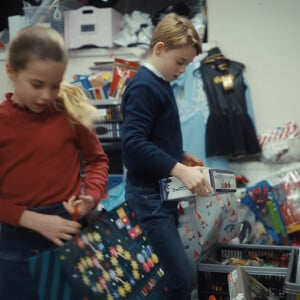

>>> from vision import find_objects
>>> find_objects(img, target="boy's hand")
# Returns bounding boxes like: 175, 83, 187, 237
182, 152, 204, 167
170, 163, 214, 196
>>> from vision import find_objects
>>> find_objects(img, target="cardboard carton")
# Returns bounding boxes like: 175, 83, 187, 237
159, 168, 236, 201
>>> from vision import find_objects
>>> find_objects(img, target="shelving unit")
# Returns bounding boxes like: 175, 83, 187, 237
93, 99, 123, 174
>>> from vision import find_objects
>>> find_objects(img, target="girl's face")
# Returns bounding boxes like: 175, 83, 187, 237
152, 43, 197, 82
6, 58, 66, 113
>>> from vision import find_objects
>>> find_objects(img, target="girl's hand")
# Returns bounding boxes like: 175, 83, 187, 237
19, 210, 81, 246
63, 195, 95, 219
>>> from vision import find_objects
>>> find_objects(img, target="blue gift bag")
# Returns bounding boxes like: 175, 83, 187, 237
57, 201, 169, 300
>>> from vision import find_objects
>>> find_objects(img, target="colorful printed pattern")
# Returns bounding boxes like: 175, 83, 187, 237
58, 202, 168, 300
178, 193, 240, 264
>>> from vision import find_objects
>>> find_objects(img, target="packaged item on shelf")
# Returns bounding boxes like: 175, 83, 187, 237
93, 102, 123, 142
109, 58, 140, 99
160, 168, 236, 201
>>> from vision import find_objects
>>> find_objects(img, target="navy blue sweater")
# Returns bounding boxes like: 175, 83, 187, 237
121, 66, 183, 188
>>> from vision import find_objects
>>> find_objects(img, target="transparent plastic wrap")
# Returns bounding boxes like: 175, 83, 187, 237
241, 180, 290, 245
258, 121, 300, 163
267, 165, 300, 235
23, 0, 64, 36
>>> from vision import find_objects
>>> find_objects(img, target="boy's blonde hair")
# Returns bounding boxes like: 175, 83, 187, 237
56, 82, 100, 129
150, 13, 202, 55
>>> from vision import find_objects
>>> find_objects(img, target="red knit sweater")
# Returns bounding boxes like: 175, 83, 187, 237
0, 93, 109, 226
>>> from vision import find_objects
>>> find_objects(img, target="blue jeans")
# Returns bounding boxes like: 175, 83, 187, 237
125, 181, 193, 300
0, 204, 86, 300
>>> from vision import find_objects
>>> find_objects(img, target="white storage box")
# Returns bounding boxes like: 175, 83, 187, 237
160, 168, 236, 201
64, 6, 122, 49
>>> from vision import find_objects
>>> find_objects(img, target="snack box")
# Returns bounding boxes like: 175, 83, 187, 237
159, 168, 236, 201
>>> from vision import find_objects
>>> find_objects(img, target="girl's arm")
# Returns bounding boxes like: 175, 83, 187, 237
75, 124, 109, 208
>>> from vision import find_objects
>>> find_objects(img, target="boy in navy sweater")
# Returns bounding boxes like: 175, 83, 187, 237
121, 13, 213, 300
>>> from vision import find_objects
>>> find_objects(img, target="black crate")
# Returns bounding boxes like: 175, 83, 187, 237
94, 102, 123, 142
198, 244, 294, 300
95, 121, 121, 141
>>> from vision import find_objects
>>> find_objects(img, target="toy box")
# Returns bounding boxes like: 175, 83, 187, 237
228, 268, 279, 300
64, 6, 122, 49
159, 168, 236, 201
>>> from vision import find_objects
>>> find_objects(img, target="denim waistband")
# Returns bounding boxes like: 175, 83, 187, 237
0, 203, 74, 261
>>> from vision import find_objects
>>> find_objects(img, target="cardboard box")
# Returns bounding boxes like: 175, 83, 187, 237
227, 268, 279, 300
159, 168, 236, 201
64, 6, 122, 49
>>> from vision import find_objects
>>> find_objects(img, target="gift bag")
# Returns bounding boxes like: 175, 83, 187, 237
178, 193, 240, 262
57, 201, 169, 300
192, 193, 240, 255
29, 248, 78, 300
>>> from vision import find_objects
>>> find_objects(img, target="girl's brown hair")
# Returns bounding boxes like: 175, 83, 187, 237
150, 13, 202, 55
8, 25, 100, 129
8, 25, 67, 72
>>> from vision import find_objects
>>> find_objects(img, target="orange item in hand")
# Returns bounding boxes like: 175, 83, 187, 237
191, 160, 204, 167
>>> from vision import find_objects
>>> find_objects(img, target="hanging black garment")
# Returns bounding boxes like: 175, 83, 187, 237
199, 47, 261, 159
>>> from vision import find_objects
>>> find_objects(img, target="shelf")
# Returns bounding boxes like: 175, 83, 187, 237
0, 46, 147, 62
0, 43, 216, 62
68, 46, 147, 61
90, 98, 121, 106
101, 141, 121, 149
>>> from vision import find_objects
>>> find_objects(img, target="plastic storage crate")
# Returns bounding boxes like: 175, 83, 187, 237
94, 103, 122, 142
198, 244, 294, 300
284, 248, 300, 299
93, 102, 123, 174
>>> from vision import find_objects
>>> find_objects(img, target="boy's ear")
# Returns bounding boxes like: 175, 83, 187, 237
154, 41, 165, 55
6, 63, 16, 81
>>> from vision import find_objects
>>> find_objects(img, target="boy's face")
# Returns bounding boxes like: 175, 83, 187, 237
153, 43, 197, 82
6, 58, 65, 113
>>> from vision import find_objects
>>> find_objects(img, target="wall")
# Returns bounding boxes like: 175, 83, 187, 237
1, 0, 299, 136
207, 0, 300, 135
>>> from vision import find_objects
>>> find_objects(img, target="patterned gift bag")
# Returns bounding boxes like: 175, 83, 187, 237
57, 201, 169, 300
192, 193, 240, 255
178, 193, 240, 261
29, 249, 77, 300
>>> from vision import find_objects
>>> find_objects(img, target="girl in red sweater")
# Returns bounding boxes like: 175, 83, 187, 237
0, 25, 109, 299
